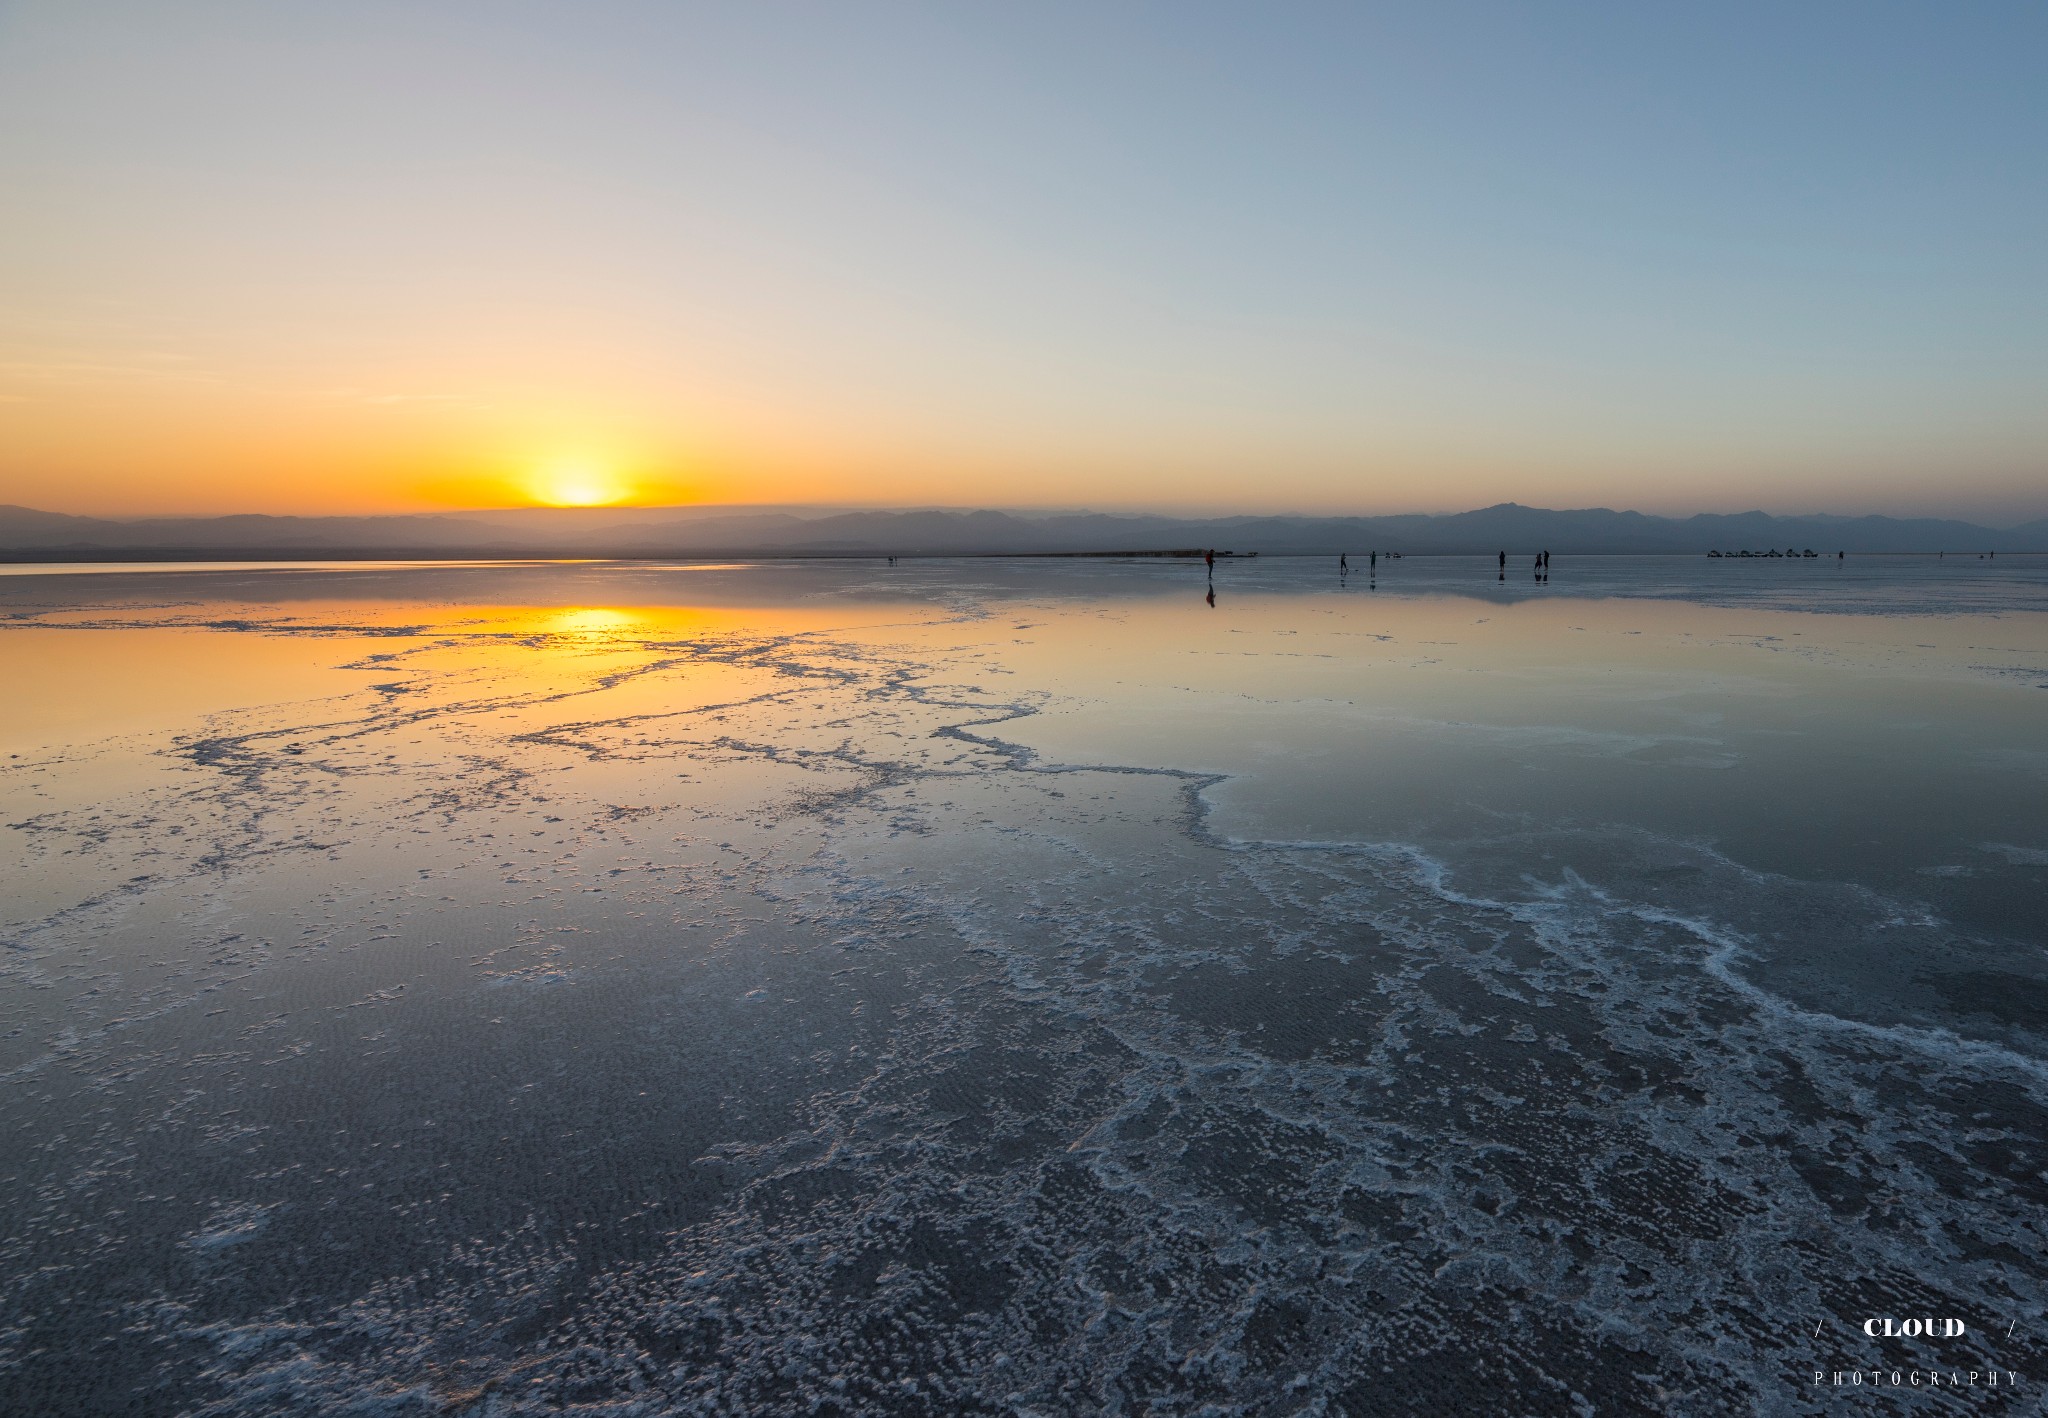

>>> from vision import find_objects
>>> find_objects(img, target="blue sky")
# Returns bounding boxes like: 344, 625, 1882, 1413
2, 1, 2044, 518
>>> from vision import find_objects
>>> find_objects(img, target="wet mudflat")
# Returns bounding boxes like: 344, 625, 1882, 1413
2, 555, 2045, 1415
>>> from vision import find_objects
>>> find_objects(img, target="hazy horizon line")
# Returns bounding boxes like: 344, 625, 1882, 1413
7, 498, 2046, 530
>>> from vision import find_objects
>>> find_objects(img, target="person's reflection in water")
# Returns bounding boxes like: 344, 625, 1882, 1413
1206, 584, 1216, 608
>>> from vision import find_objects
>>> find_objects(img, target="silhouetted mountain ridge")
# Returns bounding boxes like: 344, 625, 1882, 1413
1, 501, 2041, 557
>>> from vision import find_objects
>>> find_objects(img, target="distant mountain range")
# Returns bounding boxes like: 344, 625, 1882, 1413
3, 502, 2045, 559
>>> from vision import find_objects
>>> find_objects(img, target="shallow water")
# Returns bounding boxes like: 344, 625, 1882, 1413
2, 555, 2045, 1415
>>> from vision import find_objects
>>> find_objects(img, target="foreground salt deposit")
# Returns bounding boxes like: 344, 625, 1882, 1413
3, 555, 2045, 1414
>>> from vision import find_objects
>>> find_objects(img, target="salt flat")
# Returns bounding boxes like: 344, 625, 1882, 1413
2, 554, 2045, 1415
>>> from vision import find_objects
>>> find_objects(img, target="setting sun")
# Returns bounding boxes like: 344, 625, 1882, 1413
532, 464, 629, 507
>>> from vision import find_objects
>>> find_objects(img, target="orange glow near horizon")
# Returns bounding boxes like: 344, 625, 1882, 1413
529, 463, 630, 508
3, 7, 2047, 528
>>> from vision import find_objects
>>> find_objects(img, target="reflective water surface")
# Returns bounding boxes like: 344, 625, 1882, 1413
3, 556, 2045, 1415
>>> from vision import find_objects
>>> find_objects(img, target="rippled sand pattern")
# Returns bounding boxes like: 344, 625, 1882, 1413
2, 557, 2046, 1415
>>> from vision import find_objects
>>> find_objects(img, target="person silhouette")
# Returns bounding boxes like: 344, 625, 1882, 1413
1370, 550, 1377, 571
1205, 549, 1216, 575
1498, 550, 1506, 571
1206, 584, 1215, 608
1340, 553, 1348, 574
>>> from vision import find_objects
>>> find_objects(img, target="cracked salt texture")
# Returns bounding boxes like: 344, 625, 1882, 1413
1, 555, 2045, 1415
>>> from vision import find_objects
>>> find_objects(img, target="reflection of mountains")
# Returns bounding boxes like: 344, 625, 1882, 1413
5, 500, 2046, 559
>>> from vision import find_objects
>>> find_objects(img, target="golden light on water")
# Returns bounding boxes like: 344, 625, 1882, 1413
545, 607, 642, 637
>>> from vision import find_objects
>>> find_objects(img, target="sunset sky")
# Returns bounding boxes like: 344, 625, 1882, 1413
3, 1, 2045, 521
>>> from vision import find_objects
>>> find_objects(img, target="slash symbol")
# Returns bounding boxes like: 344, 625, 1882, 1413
1814, 1320, 1825, 1338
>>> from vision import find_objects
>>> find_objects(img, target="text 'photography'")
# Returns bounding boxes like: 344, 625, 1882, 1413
3, 4, 2046, 1415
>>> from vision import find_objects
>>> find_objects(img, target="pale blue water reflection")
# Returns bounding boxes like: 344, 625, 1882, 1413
1, 556, 2043, 1414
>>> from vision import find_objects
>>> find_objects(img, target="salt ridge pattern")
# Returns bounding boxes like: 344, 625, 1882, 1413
1, 560, 2044, 1415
